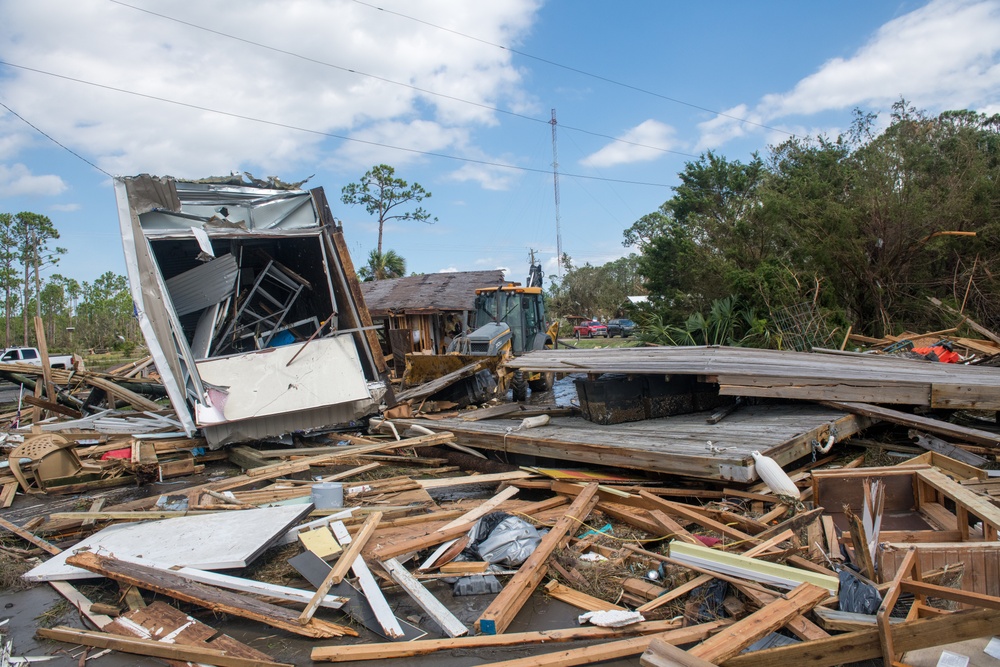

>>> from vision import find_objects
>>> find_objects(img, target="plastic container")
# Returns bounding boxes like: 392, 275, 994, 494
311, 482, 344, 509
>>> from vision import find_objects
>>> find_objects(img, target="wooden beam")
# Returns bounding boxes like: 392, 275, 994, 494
476, 483, 600, 635
65, 551, 355, 639
543, 580, 624, 612
299, 511, 382, 625
688, 583, 829, 664
731, 582, 828, 641
724, 608, 1000, 667
382, 557, 468, 637
48, 581, 114, 629
642, 638, 722, 667
0, 516, 61, 555
37, 626, 293, 667
876, 547, 916, 665
823, 400, 1000, 448
473, 621, 730, 667
312, 619, 687, 662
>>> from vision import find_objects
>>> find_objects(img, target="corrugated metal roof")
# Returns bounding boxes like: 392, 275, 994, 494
360, 270, 506, 315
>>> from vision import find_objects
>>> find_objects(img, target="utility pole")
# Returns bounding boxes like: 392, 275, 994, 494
550, 109, 563, 279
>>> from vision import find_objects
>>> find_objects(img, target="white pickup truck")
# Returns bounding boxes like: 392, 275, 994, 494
0, 347, 73, 369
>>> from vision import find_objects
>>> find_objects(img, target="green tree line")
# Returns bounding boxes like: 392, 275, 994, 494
0, 212, 140, 353
551, 101, 1000, 348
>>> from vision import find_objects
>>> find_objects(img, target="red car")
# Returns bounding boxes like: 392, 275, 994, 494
573, 320, 608, 338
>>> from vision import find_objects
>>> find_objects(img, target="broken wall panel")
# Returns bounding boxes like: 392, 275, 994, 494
115, 175, 387, 448
879, 542, 1000, 598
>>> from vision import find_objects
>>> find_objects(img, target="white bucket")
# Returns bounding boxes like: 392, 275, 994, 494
311, 482, 344, 509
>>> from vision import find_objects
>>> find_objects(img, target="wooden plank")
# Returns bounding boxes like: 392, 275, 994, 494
916, 467, 1000, 537
37, 626, 293, 667
298, 511, 382, 625
910, 431, 990, 467
724, 608, 1000, 667
637, 575, 711, 613
823, 400, 1000, 448
440, 485, 519, 531
876, 547, 916, 664
105, 600, 278, 665
754, 507, 824, 543
113, 559, 347, 610
641, 638, 722, 667
65, 551, 355, 639
382, 557, 468, 637
688, 583, 829, 664
48, 581, 114, 629
0, 481, 17, 508
471, 621, 730, 667
0, 516, 61, 555
543, 580, 624, 612
353, 555, 405, 639
476, 483, 600, 634
731, 582, 828, 641
312, 619, 687, 661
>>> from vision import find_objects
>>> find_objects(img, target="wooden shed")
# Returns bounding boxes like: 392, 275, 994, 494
361, 270, 505, 373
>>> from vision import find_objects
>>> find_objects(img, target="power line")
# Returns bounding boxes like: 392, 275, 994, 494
108, 0, 699, 160
0, 100, 113, 178
0, 60, 673, 188
352, 0, 794, 137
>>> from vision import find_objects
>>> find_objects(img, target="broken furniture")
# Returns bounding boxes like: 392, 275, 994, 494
8, 433, 112, 494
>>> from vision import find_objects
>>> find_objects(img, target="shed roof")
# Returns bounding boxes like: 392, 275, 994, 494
361, 270, 507, 316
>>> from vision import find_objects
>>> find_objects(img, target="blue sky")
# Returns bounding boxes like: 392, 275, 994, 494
1, 0, 999, 288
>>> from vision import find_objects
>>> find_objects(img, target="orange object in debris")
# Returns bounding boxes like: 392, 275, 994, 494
911, 345, 960, 363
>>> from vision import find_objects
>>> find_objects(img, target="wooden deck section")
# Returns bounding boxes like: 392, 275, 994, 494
507, 346, 1000, 410
397, 404, 871, 483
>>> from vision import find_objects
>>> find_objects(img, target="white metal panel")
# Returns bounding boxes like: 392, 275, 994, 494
164, 253, 239, 316
194, 335, 371, 424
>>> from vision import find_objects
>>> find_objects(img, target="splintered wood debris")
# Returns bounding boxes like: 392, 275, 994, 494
4, 333, 1000, 665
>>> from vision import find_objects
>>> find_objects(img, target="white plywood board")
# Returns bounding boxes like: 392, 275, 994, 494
195, 335, 371, 424
24, 505, 311, 582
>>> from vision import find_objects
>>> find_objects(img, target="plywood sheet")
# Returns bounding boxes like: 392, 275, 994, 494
25, 504, 310, 581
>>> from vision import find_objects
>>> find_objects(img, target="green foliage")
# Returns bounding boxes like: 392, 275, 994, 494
341, 164, 436, 257
358, 249, 407, 281
639, 295, 776, 348
76, 272, 138, 351
628, 101, 1000, 341
546, 253, 643, 320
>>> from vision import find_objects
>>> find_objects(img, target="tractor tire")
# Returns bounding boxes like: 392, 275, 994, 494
528, 372, 554, 393
512, 370, 529, 402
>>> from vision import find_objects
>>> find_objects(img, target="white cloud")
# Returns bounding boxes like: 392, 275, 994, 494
0, 0, 541, 179
0, 164, 67, 196
580, 120, 677, 167
50, 203, 81, 212
438, 266, 459, 272
697, 0, 1000, 149
762, 0, 1000, 118
447, 161, 520, 191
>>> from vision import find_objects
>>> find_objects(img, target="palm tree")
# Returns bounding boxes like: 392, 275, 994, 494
359, 249, 406, 281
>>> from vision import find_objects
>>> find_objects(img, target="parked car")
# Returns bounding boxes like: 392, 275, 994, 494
573, 320, 608, 338
606, 318, 636, 338
0, 347, 73, 368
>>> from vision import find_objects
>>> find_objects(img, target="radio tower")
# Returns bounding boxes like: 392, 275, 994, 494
550, 109, 563, 279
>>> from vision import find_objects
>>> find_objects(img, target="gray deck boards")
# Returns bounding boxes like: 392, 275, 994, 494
397, 403, 871, 483
506, 346, 1000, 409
